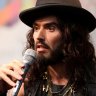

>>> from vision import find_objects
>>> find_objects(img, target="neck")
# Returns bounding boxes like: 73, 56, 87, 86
47, 63, 70, 86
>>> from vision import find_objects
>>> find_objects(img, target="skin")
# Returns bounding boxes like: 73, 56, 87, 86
0, 16, 69, 95
33, 16, 69, 85
33, 16, 62, 58
0, 60, 24, 87
0, 60, 24, 96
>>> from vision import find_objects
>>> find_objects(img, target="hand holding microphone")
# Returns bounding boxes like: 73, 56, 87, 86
0, 49, 36, 95
12, 49, 37, 96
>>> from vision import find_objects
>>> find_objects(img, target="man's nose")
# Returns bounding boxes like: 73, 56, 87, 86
37, 28, 45, 41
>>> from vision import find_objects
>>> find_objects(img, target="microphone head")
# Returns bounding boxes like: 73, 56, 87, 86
23, 49, 37, 65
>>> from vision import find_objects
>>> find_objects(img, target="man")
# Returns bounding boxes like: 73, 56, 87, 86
0, 0, 96, 96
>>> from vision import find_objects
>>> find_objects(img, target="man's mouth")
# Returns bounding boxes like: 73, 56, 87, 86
36, 44, 49, 53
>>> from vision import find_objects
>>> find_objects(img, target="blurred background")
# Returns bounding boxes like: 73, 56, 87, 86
0, 0, 96, 64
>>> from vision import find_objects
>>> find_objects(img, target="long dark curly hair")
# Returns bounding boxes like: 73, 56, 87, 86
24, 16, 96, 92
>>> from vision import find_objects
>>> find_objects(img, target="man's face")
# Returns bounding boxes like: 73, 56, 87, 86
33, 16, 63, 65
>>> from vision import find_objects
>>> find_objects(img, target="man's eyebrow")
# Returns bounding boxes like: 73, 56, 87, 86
45, 22, 59, 27
32, 22, 59, 28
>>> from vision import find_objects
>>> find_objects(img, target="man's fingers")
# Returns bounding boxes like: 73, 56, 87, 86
2, 68, 23, 80
1, 72, 16, 87
0, 60, 24, 88
5, 60, 24, 75
7, 60, 24, 69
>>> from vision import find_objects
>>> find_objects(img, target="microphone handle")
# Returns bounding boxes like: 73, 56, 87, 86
13, 63, 30, 96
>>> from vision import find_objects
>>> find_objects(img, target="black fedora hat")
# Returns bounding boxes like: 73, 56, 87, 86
19, 0, 96, 32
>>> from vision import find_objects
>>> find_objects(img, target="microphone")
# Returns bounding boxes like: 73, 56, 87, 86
12, 49, 37, 96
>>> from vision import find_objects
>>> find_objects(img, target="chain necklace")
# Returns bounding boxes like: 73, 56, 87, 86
48, 79, 75, 96
41, 72, 75, 96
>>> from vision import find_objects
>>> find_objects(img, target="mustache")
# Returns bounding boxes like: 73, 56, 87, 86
35, 41, 50, 49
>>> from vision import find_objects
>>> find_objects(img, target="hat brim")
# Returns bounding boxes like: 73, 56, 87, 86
19, 4, 96, 32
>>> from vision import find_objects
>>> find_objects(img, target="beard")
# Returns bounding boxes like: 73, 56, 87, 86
36, 40, 64, 67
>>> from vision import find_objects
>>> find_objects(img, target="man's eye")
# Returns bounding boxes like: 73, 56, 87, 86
33, 26, 39, 31
48, 25, 56, 31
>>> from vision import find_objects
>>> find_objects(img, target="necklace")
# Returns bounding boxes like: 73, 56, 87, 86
48, 81, 75, 96
41, 72, 75, 96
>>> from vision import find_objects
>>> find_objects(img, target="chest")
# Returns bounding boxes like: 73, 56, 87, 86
25, 81, 85, 96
